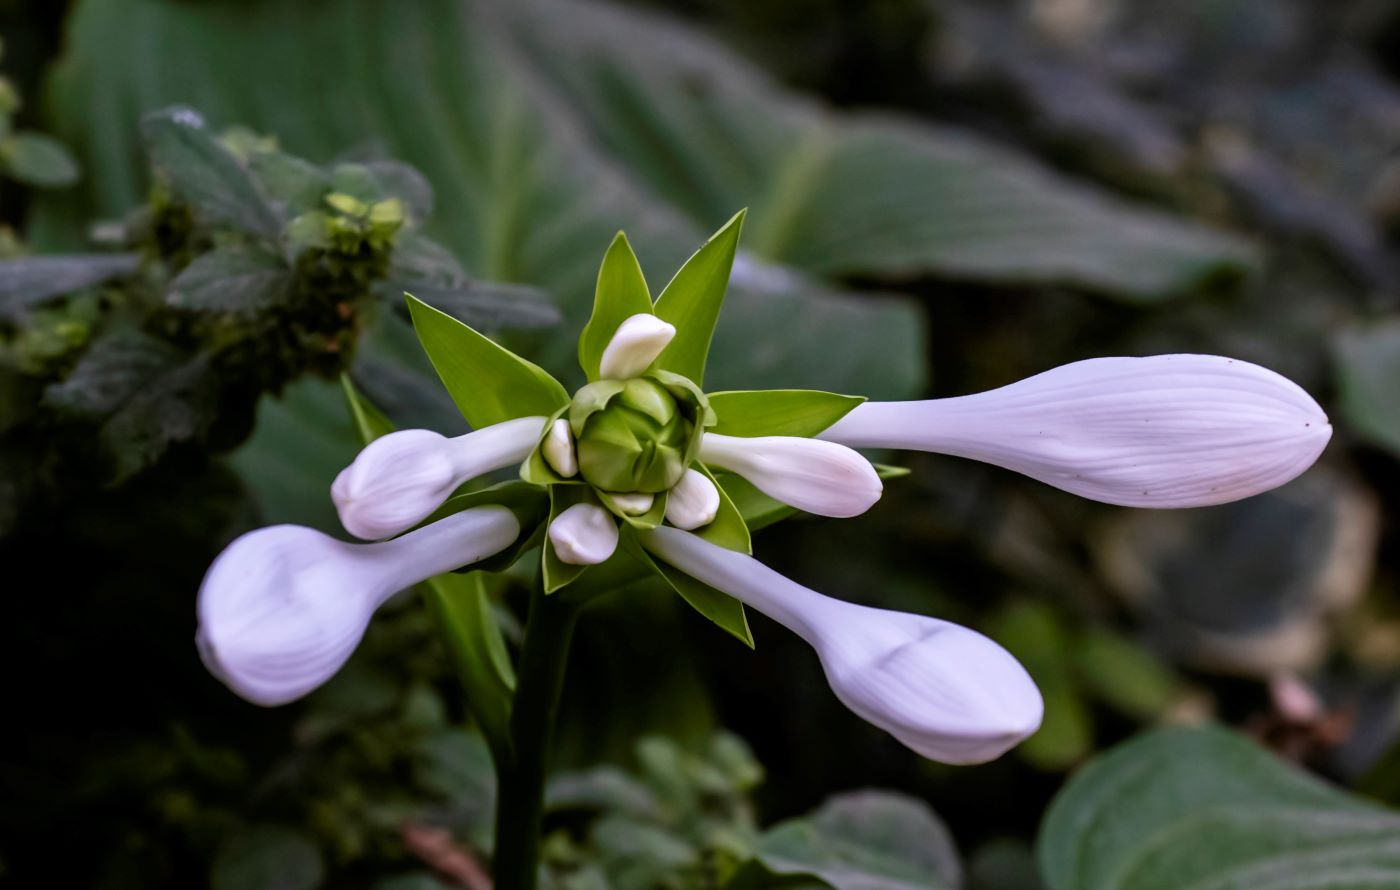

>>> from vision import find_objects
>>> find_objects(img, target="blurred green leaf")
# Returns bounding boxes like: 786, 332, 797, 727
406, 293, 569, 428
708, 389, 864, 437
990, 602, 1092, 770
579, 232, 654, 381
166, 246, 292, 314
1038, 726, 1400, 890
1334, 320, 1400, 459
1072, 628, 1178, 721
393, 281, 561, 332
210, 825, 324, 890
3, 131, 80, 186
653, 209, 744, 386
740, 790, 962, 890
0, 253, 139, 322
141, 106, 280, 239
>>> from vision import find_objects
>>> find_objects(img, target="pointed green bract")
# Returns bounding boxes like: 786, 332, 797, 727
578, 232, 654, 381
543, 485, 599, 593
653, 210, 746, 386
709, 388, 864, 437
624, 528, 754, 648
406, 293, 569, 428
339, 374, 395, 442
690, 462, 751, 555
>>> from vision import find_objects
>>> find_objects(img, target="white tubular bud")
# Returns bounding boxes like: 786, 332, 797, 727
699, 433, 882, 518
196, 506, 520, 706
821, 355, 1331, 508
664, 469, 720, 530
609, 492, 655, 515
548, 502, 620, 565
331, 417, 545, 540
543, 417, 579, 478
598, 313, 676, 380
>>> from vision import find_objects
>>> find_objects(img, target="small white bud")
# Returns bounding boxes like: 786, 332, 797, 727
197, 507, 520, 706
542, 418, 578, 477
641, 527, 1042, 764
699, 433, 882, 518
821, 355, 1331, 508
609, 492, 655, 515
598, 313, 676, 380
664, 469, 720, 529
548, 503, 620, 565
331, 417, 544, 540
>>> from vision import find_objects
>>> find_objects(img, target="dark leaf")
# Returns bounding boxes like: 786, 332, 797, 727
167, 246, 293, 314
0, 254, 139, 322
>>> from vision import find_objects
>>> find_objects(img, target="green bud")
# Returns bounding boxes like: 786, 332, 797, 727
574, 377, 690, 493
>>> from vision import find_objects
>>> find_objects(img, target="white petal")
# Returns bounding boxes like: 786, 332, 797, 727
821, 355, 1331, 508
699, 433, 882, 518
548, 503, 619, 565
598, 313, 676, 379
664, 469, 720, 529
332, 416, 544, 539
641, 527, 1042, 764
542, 418, 578, 477
196, 506, 520, 706
609, 492, 655, 515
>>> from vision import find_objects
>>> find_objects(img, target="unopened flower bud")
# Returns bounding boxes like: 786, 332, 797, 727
609, 492, 655, 515
197, 507, 520, 706
699, 433, 882, 518
331, 417, 544, 540
664, 469, 720, 529
575, 378, 689, 492
599, 313, 676, 380
548, 503, 619, 565
543, 418, 578, 477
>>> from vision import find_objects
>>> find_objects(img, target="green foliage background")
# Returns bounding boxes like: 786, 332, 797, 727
5, 0, 1400, 887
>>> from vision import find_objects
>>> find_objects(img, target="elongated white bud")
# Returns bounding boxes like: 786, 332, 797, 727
700, 433, 882, 518
821, 355, 1331, 508
664, 469, 720, 530
197, 506, 520, 706
548, 502, 619, 565
599, 313, 676, 380
542, 418, 578, 477
641, 527, 1042, 764
609, 492, 655, 515
331, 416, 545, 539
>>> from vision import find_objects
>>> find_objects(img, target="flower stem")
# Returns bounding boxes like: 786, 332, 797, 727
491, 582, 579, 890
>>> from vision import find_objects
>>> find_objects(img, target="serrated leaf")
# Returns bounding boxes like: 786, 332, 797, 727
626, 527, 752, 647
166, 246, 292, 314
42, 326, 183, 418
579, 232, 653, 381
0, 253, 139, 322
708, 389, 864, 438
248, 151, 329, 213
406, 293, 568, 428
738, 790, 962, 890
3, 132, 80, 187
1039, 726, 1400, 890
141, 106, 280, 239
210, 825, 324, 890
653, 209, 744, 385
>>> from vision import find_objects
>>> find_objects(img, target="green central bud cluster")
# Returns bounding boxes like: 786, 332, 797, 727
572, 378, 691, 492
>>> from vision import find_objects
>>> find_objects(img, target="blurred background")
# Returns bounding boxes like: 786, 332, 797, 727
4, 0, 1400, 887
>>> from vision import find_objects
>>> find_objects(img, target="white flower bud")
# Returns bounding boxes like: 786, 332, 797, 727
641, 526, 1042, 764
331, 416, 545, 540
548, 502, 619, 565
542, 418, 578, 477
609, 492, 655, 515
664, 469, 720, 529
598, 313, 676, 380
821, 354, 1331, 508
196, 507, 520, 706
699, 433, 882, 518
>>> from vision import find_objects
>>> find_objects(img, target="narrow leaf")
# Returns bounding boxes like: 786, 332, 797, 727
653, 209, 745, 385
406, 293, 569, 428
626, 527, 753, 648
578, 232, 653, 381
339, 374, 395, 442
708, 388, 864, 437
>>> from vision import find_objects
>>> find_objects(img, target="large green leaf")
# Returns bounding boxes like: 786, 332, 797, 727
653, 209, 744, 386
1038, 725, 1400, 890
406, 293, 568, 428
578, 232, 654, 381
737, 790, 962, 890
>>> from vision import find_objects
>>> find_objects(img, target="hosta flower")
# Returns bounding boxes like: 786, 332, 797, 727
195, 212, 1330, 764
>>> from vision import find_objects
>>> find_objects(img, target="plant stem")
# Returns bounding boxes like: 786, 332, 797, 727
492, 582, 579, 890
